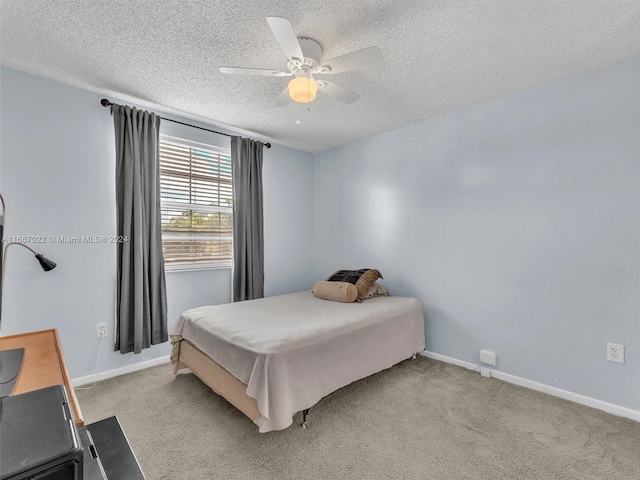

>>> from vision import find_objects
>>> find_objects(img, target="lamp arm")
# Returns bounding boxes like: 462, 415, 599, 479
4, 242, 38, 255
2, 242, 39, 291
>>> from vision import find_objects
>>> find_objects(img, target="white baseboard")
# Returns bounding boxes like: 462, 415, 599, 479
72, 355, 170, 387
420, 350, 479, 371
420, 350, 640, 423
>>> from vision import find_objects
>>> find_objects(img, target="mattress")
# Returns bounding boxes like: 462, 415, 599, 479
171, 290, 425, 432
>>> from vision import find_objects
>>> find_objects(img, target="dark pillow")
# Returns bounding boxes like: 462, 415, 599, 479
326, 269, 383, 303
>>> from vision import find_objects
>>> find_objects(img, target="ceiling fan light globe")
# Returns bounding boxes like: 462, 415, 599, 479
288, 77, 318, 103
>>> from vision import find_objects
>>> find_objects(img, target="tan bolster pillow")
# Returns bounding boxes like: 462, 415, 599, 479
312, 281, 358, 303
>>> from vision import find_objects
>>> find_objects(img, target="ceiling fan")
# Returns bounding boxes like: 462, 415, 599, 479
219, 17, 384, 106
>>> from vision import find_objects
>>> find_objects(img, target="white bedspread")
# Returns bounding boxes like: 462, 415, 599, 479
171, 291, 425, 432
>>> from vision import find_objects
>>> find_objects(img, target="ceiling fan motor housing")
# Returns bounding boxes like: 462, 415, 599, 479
288, 37, 323, 74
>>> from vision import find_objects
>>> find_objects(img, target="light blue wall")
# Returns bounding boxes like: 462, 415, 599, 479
314, 57, 640, 411
3, 56, 639, 412
263, 143, 315, 297
0, 67, 315, 379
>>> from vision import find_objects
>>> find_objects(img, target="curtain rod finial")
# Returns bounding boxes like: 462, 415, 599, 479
100, 98, 112, 107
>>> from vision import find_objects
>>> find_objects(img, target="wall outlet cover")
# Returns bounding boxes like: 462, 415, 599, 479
96, 323, 108, 339
479, 350, 497, 366
607, 343, 624, 364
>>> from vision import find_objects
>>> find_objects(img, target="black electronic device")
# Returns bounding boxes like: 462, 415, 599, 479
0, 385, 143, 479
0, 347, 24, 398
0, 385, 84, 480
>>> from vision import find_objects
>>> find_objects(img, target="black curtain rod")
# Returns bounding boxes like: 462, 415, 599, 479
100, 98, 271, 148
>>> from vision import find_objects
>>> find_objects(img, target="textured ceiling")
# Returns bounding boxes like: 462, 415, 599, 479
1, 0, 639, 153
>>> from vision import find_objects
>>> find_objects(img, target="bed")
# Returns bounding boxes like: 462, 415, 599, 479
170, 290, 425, 433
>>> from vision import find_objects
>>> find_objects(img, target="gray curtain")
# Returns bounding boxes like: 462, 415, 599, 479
112, 104, 168, 353
231, 136, 264, 302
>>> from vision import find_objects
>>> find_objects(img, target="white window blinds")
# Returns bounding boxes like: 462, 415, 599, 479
159, 136, 232, 269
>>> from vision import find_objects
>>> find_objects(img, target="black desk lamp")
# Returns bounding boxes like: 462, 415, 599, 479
0, 193, 57, 397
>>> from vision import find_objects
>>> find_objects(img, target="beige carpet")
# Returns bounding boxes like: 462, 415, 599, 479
76, 357, 640, 480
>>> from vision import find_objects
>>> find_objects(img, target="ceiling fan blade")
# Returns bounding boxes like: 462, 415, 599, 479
319, 46, 384, 74
273, 87, 292, 107
266, 17, 304, 63
317, 80, 360, 104
219, 67, 291, 77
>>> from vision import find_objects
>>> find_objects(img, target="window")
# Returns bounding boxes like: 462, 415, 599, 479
159, 135, 232, 270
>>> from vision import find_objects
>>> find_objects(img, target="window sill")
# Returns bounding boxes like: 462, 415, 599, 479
165, 264, 232, 273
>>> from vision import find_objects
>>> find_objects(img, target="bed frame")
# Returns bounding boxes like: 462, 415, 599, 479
177, 339, 416, 429
177, 339, 261, 421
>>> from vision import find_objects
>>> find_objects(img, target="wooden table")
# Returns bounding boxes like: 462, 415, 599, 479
0, 329, 84, 426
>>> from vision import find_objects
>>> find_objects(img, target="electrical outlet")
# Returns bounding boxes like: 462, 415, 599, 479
96, 323, 108, 339
607, 343, 624, 364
